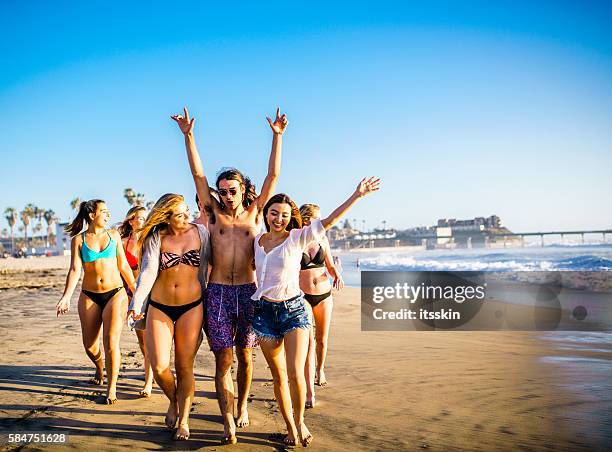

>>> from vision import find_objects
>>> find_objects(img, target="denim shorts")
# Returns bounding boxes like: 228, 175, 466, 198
252, 295, 311, 340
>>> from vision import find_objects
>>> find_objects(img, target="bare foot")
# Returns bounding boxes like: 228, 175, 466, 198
222, 416, 237, 444
165, 401, 178, 429
298, 423, 313, 447
269, 432, 296, 446
305, 396, 315, 409
139, 382, 152, 398
236, 407, 250, 428
105, 386, 118, 404
315, 369, 327, 387
89, 369, 104, 386
220, 435, 237, 445
174, 423, 190, 441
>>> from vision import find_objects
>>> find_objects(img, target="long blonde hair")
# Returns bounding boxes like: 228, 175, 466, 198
118, 206, 146, 238
299, 203, 320, 224
138, 193, 185, 257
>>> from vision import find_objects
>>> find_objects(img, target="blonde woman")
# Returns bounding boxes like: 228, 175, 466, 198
129, 193, 211, 441
299, 204, 344, 408
56, 199, 136, 404
118, 206, 153, 397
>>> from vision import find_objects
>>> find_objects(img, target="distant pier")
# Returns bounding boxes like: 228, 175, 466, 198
331, 229, 612, 250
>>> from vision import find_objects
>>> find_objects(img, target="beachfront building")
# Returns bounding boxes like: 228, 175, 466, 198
434, 215, 517, 248
328, 215, 516, 250
55, 222, 70, 255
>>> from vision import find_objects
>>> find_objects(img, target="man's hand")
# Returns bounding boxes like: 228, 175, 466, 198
266, 107, 288, 135
171, 107, 196, 135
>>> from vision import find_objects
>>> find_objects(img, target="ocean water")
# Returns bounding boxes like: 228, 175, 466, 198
336, 244, 612, 394
337, 244, 612, 287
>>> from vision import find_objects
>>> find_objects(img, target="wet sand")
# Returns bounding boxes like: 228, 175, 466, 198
0, 257, 610, 450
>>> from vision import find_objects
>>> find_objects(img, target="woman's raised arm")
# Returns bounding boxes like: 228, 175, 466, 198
321, 177, 381, 230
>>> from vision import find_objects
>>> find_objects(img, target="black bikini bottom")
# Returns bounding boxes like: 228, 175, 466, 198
148, 298, 202, 323
82, 287, 124, 310
303, 290, 332, 307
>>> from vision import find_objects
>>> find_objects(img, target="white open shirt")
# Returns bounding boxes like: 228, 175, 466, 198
252, 219, 326, 301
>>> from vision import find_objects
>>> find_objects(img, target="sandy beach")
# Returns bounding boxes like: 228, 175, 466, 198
1, 257, 611, 450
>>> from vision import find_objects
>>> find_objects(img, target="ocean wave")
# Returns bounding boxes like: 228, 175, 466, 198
358, 254, 612, 272
524, 241, 610, 248
554, 255, 612, 271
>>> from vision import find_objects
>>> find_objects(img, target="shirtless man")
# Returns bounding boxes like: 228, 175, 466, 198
172, 107, 287, 444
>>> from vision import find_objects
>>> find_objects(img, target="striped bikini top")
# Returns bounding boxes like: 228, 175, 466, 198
159, 249, 200, 270
81, 231, 118, 263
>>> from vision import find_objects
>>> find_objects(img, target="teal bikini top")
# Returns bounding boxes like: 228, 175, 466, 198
81, 230, 118, 263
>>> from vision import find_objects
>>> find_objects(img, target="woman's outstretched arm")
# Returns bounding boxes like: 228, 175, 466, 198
321, 177, 381, 230
255, 107, 288, 212
56, 235, 83, 316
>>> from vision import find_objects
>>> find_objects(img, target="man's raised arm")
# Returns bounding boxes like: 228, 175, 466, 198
171, 107, 218, 213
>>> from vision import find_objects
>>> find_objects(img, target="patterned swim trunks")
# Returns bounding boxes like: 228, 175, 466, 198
205, 283, 258, 352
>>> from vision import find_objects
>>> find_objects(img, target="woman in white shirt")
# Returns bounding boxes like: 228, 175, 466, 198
253, 177, 380, 447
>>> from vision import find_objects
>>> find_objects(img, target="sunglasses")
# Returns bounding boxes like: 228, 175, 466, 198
218, 188, 238, 197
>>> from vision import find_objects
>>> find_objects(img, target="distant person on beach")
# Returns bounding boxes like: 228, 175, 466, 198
299, 204, 344, 408
56, 199, 136, 405
253, 177, 380, 447
172, 106, 286, 444
128, 194, 210, 440
118, 206, 154, 397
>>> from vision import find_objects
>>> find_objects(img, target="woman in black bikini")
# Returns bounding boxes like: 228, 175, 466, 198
299, 204, 344, 408
56, 199, 136, 404
128, 193, 210, 441
118, 206, 153, 397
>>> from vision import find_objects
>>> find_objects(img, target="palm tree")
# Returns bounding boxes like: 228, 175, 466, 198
70, 197, 81, 211
69, 197, 81, 222
44, 209, 56, 247
135, 193, 146, 207
34, 206, 45, 244
33, 223, 42, 244
124, 188, 146, 207
21, 204, 36, 250
4, 207, 17, 254
124, 188, 136, 206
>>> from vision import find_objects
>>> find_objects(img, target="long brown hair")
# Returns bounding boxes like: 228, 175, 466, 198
118, 206, 146, 238
263, 194, 302, 232
137, 193, 185, 257
64, 199, 104, 237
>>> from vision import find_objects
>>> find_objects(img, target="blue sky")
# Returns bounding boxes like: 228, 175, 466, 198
1, 1, 611, 233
